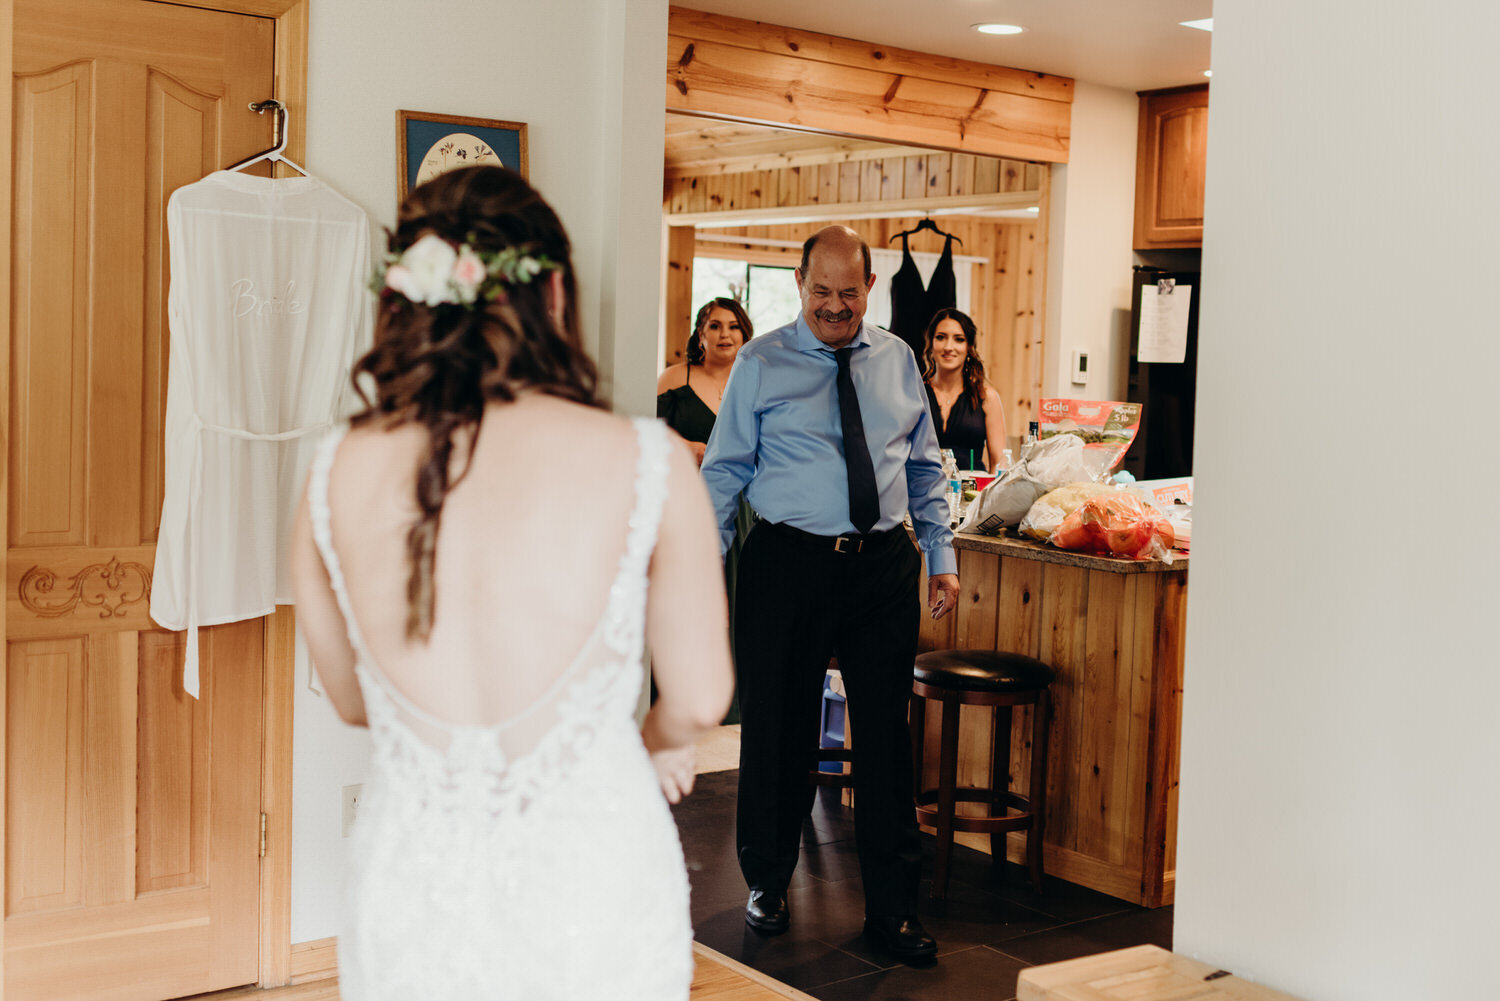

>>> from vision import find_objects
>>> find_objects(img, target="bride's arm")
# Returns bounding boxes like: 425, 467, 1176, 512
290, 482, 369, 727
643, 436, 736, 801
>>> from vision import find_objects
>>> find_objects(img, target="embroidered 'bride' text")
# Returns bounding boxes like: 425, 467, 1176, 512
231, 279, 306, 320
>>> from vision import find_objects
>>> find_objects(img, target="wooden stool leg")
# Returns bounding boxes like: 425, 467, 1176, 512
991, 703, 1013, 881
908, 691, 926, 803
1027, 690, 1050, 892
932, 697, 961, 900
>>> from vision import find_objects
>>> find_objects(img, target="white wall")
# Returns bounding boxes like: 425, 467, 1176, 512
1172, 2, 1500, 998
292, 0, 666, 942
1042, 81, 1139, 402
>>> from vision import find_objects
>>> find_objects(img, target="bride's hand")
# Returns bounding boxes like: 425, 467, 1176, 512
650, 746, 697, 804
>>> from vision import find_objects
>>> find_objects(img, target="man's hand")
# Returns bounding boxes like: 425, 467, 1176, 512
927, 573, 959, 620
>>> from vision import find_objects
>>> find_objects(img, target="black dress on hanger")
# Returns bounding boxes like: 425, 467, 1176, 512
888, 232, 956, 358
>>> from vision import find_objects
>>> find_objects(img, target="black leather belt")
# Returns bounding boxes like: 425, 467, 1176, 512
759, 520, 900, 554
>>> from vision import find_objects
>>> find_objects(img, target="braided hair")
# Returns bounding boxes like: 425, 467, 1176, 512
352, 165, 601, 640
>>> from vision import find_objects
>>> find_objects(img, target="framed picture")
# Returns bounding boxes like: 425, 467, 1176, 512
396, 110, 529, 202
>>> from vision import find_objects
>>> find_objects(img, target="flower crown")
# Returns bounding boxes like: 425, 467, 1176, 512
374, 233, 558, 308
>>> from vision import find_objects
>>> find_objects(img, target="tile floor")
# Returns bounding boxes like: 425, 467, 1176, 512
674, 756, 1172, 1001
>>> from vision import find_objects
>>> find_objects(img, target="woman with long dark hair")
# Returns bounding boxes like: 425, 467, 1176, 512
921, 307, 1008, 472
289, 165, 733, 1000
656, 296, 753, 465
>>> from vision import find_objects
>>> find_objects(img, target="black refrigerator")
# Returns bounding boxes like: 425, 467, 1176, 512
1121, 266, 1199, 481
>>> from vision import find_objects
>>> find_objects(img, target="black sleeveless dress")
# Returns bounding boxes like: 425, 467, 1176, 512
655, 377, 716, 447
656, 367, 752, 723
888, 233, 956, 358
925, 384, 988, 471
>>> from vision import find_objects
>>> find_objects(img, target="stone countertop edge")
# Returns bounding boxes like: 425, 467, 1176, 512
945, 530, 1189, 574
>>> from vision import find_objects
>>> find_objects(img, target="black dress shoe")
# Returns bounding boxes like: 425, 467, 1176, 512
863, 915, 938, 962
744, 890, 789, 935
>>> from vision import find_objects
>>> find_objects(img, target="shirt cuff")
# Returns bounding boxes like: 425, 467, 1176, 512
923, 545, 957, 578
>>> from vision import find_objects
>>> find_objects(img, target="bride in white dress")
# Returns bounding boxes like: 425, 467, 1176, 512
290, 166, 734, 1001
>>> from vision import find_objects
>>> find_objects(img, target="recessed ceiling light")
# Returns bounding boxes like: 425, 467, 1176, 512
1180, 18, 1213, 31
973, 23, 1026, 35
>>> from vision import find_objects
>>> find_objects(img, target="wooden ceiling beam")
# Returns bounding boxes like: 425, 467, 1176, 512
668, 6, 1073, 104
667, 190, 1040, 229
665, 141, 934, 180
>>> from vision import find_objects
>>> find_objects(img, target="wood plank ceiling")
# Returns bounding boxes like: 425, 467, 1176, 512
664, 113, 926, 180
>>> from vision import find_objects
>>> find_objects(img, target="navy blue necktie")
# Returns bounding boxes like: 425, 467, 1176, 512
834, 347, 880, 534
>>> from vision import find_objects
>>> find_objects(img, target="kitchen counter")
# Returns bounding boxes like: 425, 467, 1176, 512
914, 528, 1188, 907
951, 530, 1188, 573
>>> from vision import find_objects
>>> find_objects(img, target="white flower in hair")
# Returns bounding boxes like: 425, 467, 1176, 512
387, 234, 460, 306
374, 234, 558, 308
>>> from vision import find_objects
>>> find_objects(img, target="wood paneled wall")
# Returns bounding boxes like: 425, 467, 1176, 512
665, 149, 1043, 216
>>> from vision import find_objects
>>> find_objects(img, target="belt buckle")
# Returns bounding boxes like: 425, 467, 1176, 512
833, 535, 863, 554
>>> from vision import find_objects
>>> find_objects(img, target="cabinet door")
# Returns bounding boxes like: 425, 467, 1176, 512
1133, 86, 1209, 249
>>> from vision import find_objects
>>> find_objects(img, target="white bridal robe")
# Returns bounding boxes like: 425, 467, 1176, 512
151, 171, 371, 696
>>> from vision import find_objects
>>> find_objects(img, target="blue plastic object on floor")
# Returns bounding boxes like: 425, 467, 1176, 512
819, 669, 847, 773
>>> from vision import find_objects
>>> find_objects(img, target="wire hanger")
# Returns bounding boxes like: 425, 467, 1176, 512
225, 99, 307, 176
889, 216, 962, 246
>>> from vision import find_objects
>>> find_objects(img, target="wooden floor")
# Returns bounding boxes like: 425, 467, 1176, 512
187, 943, 813, 1001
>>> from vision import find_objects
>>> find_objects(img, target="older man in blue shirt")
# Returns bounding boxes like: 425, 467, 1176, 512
702, 226, 959, 963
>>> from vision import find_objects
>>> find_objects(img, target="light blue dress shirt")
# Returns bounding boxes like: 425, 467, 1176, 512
701, 316, 956, 578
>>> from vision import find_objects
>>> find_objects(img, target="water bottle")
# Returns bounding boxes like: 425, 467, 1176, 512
941, 449, 961, 527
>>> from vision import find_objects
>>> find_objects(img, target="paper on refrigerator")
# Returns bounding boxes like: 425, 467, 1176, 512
1138, 278, 1192, 364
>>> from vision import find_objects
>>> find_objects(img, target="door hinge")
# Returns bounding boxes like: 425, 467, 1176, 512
259, 812, 268, 858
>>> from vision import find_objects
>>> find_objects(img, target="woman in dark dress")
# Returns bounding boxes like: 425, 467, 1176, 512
658, 297, 755, 722
657, 297, 752, 464
921, 308, 1008, 472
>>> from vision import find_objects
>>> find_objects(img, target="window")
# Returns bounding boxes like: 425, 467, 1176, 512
690, 258, 801, 337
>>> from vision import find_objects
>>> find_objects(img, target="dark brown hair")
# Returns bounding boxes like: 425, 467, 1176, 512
685, 297, 753, 366
921, 307, 987, 411
352, 165, 601, 640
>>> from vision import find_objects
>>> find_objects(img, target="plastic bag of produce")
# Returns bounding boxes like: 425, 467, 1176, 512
1018, 481, 1117, 541
1039, 399, 1143, 480
1050, 492, 1176, 562
958, 435, 1095, 534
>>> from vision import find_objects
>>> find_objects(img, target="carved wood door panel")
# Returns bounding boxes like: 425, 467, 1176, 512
7, 2, 276, 998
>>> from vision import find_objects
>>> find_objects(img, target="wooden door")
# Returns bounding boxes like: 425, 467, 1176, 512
6, 2, 276, 998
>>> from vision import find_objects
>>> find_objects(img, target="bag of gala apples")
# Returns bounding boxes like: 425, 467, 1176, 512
1038, 399, 1143, 480
1050, 492, 1175, 562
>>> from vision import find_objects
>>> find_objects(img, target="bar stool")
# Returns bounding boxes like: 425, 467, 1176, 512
910, 649, 1054, 898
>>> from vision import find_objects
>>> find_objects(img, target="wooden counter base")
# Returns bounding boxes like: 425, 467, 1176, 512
915, 531, 1188, 907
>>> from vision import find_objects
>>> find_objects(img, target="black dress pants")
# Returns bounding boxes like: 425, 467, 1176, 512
734, 521, 923, 918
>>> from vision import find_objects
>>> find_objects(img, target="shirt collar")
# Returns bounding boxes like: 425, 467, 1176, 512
793, 314, 873, 355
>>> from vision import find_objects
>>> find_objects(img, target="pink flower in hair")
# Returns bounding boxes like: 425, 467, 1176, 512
451, 247, 487, 303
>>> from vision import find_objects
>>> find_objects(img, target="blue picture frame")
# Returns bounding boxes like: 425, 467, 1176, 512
396, 110, 529, 202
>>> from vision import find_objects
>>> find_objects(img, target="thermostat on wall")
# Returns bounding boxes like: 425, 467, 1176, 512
1071, 350, 1089, 385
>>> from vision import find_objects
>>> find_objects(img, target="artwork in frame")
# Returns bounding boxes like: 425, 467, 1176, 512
396, 110, 529, 202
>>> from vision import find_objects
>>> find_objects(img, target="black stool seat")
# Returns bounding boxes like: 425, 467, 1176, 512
914, 650, 1054, 693
911, 648, 1054, 899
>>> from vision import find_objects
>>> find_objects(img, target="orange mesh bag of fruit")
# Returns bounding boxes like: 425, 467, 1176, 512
1050, 492, 1175, 562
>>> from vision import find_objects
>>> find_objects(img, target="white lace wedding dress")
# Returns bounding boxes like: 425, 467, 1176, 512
306, 418, 693, 1001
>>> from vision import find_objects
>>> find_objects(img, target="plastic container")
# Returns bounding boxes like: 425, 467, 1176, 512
818, 669, 848, 774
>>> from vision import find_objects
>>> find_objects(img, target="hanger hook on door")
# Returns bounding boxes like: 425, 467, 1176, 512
225, 98, 306, 175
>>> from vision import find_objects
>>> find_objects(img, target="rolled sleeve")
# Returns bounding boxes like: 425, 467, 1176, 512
700, 355, 760, 555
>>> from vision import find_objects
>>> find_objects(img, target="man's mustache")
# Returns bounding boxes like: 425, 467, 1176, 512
816, 308, 854, 323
